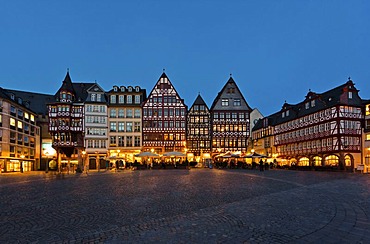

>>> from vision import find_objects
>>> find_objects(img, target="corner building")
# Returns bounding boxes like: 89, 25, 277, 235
252, 79, 364, 170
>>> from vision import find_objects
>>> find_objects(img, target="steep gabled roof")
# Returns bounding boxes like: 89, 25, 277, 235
144, 72, 187, 107
210, 76, 252, 111
189, 93, 210, 112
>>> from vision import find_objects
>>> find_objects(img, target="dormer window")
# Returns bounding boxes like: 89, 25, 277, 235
10, 94, 15, 100
305, 102, 309, 109
121, 86, 125, 92
286, 110, 289, 116
97, 94, 101, 102
91, 94, 96, 101
128, 87, 133, 92
113, 86, 118, 92
348, 92, 352, 99
18, 98, 22, 104
311, 100, 315, 107
135, 86, 140, 92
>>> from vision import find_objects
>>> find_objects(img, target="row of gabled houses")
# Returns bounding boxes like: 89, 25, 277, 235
0, 71, 369, 173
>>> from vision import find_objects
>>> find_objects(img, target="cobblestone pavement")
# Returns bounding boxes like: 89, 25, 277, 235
0, 169, 369, 243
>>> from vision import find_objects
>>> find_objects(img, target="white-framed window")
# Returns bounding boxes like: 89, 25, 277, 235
97, 94, 101, 102
349, 92, 353, 99
127, 95, 132, 104
110, 95, 116, 104
110, 109, 116, 118
233, 99, 241, 106
91, 94, 96, 101
119, 95, 124, 104
135, 95, 140, 104
221, 99, 228, 106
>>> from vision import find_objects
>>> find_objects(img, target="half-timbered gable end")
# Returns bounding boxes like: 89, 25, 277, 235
210, 77, 252, 155
187, 94, 211, 161
142, 72, 187, 154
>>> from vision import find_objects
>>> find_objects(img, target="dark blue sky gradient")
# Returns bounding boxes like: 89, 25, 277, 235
1, 0, 369, 115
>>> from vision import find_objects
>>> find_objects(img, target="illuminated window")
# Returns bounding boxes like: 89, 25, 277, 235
298, 157, 309, 166
366, 105, 370, 116
325, 155, 339, 166
345, 155, 352, 167
313, 156, 322, 166
10, 118, 16, 127
18, 121, 23, 129
366, 134, 370, 141
30, 115, 35, 122
24, 112, 29, 120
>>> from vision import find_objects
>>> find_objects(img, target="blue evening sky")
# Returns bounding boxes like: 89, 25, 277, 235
1, 0, 369, 116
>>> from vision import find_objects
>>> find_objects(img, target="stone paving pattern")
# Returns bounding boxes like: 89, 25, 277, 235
0, 169, 369, 243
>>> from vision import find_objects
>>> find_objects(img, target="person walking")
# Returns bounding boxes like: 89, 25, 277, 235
259, 159, 264, 171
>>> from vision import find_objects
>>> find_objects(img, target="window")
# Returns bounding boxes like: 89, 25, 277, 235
118, 136, 124, 147
91, 94, 96, 101
126, 122, 133, 132
119, 95, 124, 104
110, 122, 116, 132
221, 99, 229, 106
18, 121, 23, 129
97, 94, 101, 102
110, 109, 116, 118
349, 92, 352, 99
126, 136, 133, 147
118, 122, 124, 132
127, 95, 132, 104
110, 136, 116, 145
110, 95, 116, 104
233, 99, 241, 106
9, 118, 16, 127
118, 109, 124, 118
305, 102, 309, 109
311, 100, 315, 107
135, 95, 140, 104
134, 109, 141, 118
126, 109, 133, 118
366, 105, 370, 116
134, 136, 140, 147
134, 122, 140, 132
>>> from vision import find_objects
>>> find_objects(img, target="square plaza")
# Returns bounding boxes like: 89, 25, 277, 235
0, 169, 369, 243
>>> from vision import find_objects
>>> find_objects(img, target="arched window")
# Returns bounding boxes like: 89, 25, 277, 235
325, 155, 339, 166
298, 157, 309, 166
345, 155, 352, 167
313, 156, 322, 166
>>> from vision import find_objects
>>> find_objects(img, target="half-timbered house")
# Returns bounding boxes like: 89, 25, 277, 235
252, 78, 364, 171
142, 72, 187, 155
210, 76, 252, 156
187, 94, 211, 164
47, 72, 85, 172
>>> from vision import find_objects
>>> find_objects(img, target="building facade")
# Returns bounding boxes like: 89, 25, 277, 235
47, 72, 85, 172
142, 72, 187, 155
84, 83, 108, 170
210, 77, 252, 156
363, 100, 370, 172
107, 85, 146, 165
252, 79, 364, 170
187, 94, 211, 164
0, 88, 40, 172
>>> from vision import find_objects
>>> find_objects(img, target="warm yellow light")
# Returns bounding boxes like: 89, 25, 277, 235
151, 148, 154, 153
82, 151, 86, 155
251, 149, 255, 153
20, 154, 25, 159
